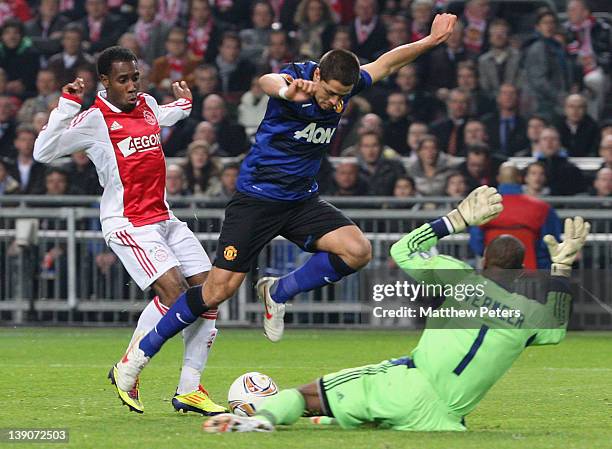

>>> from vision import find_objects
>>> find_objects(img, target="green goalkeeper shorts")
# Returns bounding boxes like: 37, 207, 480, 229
319, 357, 466, 431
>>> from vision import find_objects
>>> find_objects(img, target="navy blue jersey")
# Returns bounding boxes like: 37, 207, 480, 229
237, 61, 372, 201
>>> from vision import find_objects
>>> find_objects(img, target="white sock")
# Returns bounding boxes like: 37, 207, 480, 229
177, 309, 218, 394
125, 296, 167, 352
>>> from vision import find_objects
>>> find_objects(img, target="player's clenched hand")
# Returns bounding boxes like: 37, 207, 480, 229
172, 81, 192, 102
428, 13, 458, 46
544, 216, 590, 277
446, 185, 503, 233
285, 79, 316, 102
62, 77, 85, 100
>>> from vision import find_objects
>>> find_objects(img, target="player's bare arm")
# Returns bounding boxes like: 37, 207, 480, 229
362, 13, 457, 84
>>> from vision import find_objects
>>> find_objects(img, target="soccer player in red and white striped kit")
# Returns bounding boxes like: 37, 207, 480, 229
33, 46, 225, 415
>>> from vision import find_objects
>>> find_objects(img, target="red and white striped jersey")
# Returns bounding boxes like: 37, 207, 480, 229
34, 91, 192, 240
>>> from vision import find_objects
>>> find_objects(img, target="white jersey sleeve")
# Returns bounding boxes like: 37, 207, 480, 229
143, 94, 192, 127
33, 95, 105, 163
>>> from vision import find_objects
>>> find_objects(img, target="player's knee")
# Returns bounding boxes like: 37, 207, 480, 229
345, 238, 372, 268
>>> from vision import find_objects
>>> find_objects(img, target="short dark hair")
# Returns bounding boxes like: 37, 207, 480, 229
536, 8, 556, 24
528, 114, 548, 126
523, 161, 546, 178
319, 49, 360, 87
600, 119, 612, 132
1, 19, 24, 37
359, 131, 382, 146
167, 27, 187, 42
489, 18, 510, 30
395, 175, 415, 190
63, 23, 84, 39
457, 60, 477, 74
222, 162, 240, 173
45, 166, 68, 179
466, 143, 490, 157
485, 235, 525, 269
96, 46, 138, 78
221, 31, 241, 47
416, 134, 438, 151
251, 0, 274, 18
445, 170, 466, 184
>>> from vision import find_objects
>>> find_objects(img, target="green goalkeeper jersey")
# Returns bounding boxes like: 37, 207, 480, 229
390, 223, 572, 417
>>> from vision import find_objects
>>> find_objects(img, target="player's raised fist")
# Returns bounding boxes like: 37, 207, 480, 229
428, 13, 458, 46
172, 81, 192, 102
286, 79, 316, 102
62, 77, 85, 99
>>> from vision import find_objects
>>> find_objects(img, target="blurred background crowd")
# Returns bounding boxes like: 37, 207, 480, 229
0, 0, 610, 203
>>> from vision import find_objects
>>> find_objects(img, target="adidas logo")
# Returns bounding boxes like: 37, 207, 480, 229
110, 121, 123, 131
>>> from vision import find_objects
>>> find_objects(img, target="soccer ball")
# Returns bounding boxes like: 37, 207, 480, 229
227, 372, 279, 416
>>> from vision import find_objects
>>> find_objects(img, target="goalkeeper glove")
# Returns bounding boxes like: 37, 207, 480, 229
446, 185, 504, 233
544, 216, 590, 277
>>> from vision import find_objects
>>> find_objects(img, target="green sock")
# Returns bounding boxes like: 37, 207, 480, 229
255, 389, 305, 426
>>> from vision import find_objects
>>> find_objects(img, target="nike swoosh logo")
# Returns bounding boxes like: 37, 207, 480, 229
302, 103, 312, 108
175, 313, 189, 324
323, 276, 334, 284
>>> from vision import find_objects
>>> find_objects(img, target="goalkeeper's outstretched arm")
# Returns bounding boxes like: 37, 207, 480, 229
530, 216, 590, 345
391, 185, 503, 281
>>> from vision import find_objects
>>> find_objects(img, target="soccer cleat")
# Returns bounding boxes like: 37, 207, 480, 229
114, 333, 150, 393
172, 385, 228, 415
257, 277, 285, 342
202, 413, 274, 433
108, 366, 144, 413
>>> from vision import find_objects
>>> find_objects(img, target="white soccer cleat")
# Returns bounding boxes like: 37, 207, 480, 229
115, 333, 150, 392
257, 277, 285, 343
202, 413, 274, 433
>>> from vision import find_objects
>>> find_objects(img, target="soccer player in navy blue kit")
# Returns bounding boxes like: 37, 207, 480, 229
113, 14, 459, 394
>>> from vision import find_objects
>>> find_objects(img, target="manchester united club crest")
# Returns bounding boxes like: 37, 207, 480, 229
223, 245, 238, 261
334, 99, 344, 113
143, 110, 157, 125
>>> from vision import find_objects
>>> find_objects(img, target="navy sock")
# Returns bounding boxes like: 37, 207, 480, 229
139, 285, 208, 358
270, 252, 356, 303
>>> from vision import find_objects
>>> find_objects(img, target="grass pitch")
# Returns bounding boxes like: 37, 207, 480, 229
0, 328, 610, 449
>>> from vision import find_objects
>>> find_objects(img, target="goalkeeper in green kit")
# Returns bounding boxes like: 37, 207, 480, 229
204, 186, 590, 433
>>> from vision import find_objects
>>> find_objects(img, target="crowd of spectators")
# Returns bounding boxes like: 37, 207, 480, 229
0, 0, 610, 203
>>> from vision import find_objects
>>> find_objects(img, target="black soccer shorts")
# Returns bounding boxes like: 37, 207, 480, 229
214, 192, 355, 272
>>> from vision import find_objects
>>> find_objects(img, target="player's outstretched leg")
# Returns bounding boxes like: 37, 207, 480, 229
113, 285, 210, 395
107, 295, 168, 413
173, 312, 226, 415
258, 225, 370, 342
259, 250, 361, 342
